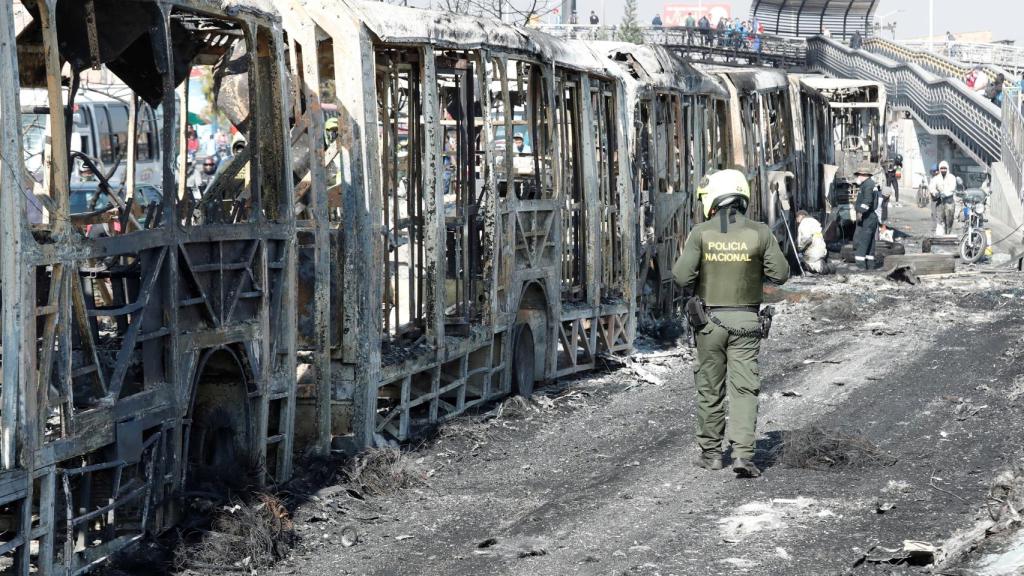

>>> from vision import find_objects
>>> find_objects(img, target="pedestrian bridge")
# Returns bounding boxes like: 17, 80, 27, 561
539, 24, 1024, 209
804, 36, 1024, 224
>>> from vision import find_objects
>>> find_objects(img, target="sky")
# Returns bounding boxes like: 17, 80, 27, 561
578, 0, 1024, 44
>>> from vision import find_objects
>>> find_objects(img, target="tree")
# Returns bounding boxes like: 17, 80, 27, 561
617, 0, 643, 43
435, 0, 558, 26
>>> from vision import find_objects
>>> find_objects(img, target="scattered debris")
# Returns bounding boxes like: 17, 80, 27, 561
340, 525, 359, 547
342, 447, 430, 497
948, 397, 988, 421
770, 426, 897, 470
855, 540, 936, 567
929, 471, 970, 503
175, 493, 296, 572
781, 390, 802, 397
987, 464, 1024, 530
471, 537, 548, 559
875, 502, 896, 514
887, 264, 920, 285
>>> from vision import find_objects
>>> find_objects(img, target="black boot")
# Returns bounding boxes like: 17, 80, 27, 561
733, 458, 762, 478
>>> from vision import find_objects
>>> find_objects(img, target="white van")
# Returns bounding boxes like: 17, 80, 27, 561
21, 88, 163, 194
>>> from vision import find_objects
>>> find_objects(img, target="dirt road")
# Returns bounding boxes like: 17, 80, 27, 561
256, 260, 1024, 576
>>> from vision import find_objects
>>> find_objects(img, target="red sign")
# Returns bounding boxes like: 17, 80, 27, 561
662, 4, 732, 27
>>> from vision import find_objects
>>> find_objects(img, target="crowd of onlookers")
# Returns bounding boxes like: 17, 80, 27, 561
965, 67, 1024, 111
648, 13, 767, 51
564, 11, 768, 52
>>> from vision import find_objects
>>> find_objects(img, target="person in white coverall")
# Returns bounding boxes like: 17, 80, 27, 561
795, 211, 835, 274
929, 160, 957, 234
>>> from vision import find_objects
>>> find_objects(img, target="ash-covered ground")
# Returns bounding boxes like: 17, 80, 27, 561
253, 203, 1024, 576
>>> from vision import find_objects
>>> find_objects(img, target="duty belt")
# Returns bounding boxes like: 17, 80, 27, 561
708, 306, 764, 338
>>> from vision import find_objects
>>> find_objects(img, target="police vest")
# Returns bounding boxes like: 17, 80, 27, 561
695, 215, 774, 306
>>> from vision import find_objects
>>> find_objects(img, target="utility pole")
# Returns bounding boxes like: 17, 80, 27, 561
927, 0, 934, 52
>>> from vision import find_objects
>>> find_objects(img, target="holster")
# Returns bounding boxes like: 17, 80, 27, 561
684, 296, 709, 331
758, 305, 775, 339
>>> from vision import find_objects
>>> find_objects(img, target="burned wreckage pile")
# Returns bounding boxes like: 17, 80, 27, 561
0, 0, 878, 571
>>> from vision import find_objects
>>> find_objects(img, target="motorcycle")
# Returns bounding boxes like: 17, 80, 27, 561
957, 188, 990, 263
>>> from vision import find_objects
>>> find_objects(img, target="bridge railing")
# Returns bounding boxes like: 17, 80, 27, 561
901, 40, 1024, 74
863, 37, 1013, 87
1003, 88, 1024, 203
807, 35, 1003, 165
538, 24, 807, 63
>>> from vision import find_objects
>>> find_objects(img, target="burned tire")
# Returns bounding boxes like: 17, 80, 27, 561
188, 387, 252, 490
512, 324, 536, 398
840, 241, 905, 263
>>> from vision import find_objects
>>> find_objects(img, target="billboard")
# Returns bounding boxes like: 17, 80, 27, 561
662, 4, 732, 27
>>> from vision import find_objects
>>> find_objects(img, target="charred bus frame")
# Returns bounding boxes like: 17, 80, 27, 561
285, 0, 639, 450
599, 43, 730, 324
0, 0, 295, 572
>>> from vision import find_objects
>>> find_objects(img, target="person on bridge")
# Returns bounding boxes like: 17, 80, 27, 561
930, 160, 958, 234
651, 13, 663, 27
685, 12, 696, 43
973, 69, 989, 94
796, 211, 835, 274
985, 73, 1006, 107
716, 17, 726, 47
852, 163, 882, 269
672, 169, 790, 478
589, 10, 599, 25
966, 69, 978, 89
698, 14, 711, 46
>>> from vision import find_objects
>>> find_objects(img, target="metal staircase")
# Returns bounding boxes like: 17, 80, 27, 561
862, 37, 1012, 87
806, 35, 1003, 165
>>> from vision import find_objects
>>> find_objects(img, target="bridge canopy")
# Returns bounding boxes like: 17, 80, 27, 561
752, 0, 878, 41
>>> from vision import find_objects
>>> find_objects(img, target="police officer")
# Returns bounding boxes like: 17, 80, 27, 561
852, 163, 882, 270
672, 169, 790, 478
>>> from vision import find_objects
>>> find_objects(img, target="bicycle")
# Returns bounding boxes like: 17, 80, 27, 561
957, 188, 989, 263
915, 172, 930, 208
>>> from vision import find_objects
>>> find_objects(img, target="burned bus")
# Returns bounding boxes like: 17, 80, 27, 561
282, 0, 638, 451
596, 43, 729, 324
0, 0, 295, 572
281, 1, 840, 452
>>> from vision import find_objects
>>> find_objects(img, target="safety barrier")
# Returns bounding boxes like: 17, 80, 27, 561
807, 35, 1003, 165
1003, 89, 1024, 204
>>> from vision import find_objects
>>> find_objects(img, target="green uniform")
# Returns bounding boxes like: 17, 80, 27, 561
672, 210, 789, 460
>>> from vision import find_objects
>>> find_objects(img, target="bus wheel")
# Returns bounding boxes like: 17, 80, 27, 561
512, 324, 536, 398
